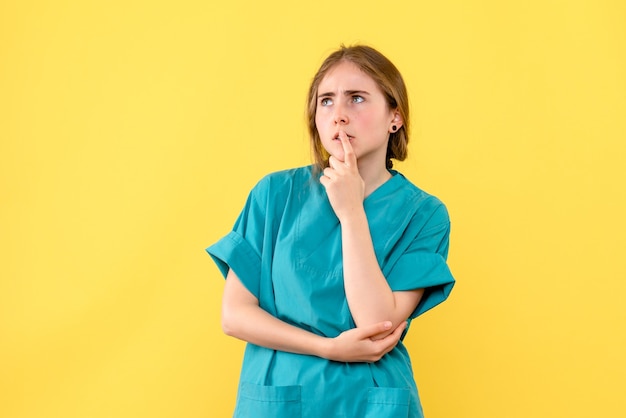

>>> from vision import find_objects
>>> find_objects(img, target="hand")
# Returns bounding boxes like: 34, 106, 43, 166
319, 131, 365, 221
325, 321, 407, 363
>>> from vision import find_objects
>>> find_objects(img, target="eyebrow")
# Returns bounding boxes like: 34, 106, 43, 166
317, 90, 371, 98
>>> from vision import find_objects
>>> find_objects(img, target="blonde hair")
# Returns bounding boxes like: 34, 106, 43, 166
306, 45, 410, 172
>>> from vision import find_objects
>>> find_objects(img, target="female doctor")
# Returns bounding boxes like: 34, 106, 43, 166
207, 44, 455, 417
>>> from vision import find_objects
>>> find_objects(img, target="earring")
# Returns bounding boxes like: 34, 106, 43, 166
392, 125, 397, 132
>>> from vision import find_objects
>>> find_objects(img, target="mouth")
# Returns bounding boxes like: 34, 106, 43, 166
332, 133, 354, 141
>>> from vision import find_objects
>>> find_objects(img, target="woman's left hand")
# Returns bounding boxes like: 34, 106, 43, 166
325, 321, 407, 363
320, 131, 365, 221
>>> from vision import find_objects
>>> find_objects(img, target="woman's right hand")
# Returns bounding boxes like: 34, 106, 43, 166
325, 321, 407, 363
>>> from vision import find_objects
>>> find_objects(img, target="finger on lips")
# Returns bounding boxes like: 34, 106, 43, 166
338, 131, 356, 166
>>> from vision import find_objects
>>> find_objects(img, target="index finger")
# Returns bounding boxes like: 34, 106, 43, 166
357, 321, 393, 339
338, 131, 357, 167
376, 322, 407, 354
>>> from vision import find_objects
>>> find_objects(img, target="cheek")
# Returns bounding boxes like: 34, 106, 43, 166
314, 121, 324, 140
315, 107, 327, 121
314, 112, 328, 134
364, 111, 391, 131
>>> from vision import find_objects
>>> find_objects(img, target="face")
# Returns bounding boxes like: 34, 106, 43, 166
315, 60, 400, 165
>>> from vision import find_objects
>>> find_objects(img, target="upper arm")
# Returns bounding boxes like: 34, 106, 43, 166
368, 289, 424, 340
223, 269, 258, 307
385, 206, 455, 319
222, 269, 259, 333
393, 288, 425, 323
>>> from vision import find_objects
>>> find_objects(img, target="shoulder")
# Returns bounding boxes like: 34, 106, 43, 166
257, 165, 314, 186
392, 171, 450, 227
252, 165, 314, 193
247, 165, 315, 206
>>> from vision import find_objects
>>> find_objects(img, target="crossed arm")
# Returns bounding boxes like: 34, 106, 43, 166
220, 132, 423, 362
221, 269, 407, 363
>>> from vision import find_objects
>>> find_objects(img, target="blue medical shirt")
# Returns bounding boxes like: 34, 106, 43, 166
207, 166, 455, 418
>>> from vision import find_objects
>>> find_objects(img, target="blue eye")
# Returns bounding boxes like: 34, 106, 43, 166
352, 95, 364, 103
320, 98, 333, 106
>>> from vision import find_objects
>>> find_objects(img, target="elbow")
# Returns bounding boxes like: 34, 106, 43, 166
221, 317, 234, 337
221, 304, 242, 338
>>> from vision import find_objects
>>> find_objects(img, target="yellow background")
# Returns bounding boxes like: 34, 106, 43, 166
1, 0, 625, 417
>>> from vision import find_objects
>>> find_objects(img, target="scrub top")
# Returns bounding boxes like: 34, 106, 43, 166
207, 165, 455, 418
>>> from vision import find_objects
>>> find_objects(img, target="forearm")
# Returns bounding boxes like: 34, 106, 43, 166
222, 268, 407, 362
341, 209, 396, 325
340, 208, 422, 330
223, 302, 329, 357
222, 270, 329, 357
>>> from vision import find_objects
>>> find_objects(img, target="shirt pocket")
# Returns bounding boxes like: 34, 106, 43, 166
364, 387, 411, 418
234, 382, 302, 418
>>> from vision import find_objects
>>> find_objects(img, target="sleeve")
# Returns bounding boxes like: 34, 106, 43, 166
386, 204, 456, 318
205, 178, 269, 300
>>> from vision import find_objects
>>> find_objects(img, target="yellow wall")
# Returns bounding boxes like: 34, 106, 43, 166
1, 1, 624, 417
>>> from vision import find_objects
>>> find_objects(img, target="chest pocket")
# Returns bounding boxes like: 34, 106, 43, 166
235, 382, 302, 418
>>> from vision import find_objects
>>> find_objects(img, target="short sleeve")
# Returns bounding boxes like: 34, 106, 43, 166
386, 206, 455, 318
206, 179, 269, 299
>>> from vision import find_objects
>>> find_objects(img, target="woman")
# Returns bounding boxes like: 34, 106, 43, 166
207, 44, 455, 417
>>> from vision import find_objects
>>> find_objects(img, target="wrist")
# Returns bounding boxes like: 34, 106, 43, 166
337, 205, 366, 225
316, 336, 335, 360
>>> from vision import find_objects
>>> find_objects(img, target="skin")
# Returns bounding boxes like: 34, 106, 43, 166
221, 60, 423, 361
316, 60, 397, 195
222, 269, 406, 362
317, 61, 424, 337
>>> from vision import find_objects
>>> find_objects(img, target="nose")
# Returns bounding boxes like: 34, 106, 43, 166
333, 103, 349, 125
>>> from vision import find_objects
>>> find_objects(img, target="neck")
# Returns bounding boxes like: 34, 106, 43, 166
358, 157, 392, 197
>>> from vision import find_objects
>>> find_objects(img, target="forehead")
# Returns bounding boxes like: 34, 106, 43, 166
318, 60, 380, 92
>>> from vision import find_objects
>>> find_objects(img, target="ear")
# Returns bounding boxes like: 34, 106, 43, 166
389, 112, 403, 133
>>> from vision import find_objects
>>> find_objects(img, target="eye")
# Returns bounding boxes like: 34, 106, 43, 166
352, 95, 364, 104
320, 97, 333, 106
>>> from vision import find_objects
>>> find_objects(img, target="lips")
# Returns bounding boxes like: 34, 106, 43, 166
332, 133, 354, 141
